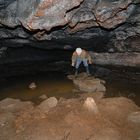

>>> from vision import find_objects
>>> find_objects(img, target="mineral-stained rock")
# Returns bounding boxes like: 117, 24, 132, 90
93, 0, 136, 29
0, 0, 138, 31
25, 0, 84, 30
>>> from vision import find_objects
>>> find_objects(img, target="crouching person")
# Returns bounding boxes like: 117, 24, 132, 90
71, 48, 93, 76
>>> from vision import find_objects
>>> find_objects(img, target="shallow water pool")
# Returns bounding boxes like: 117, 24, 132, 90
0, 72, 75, 104
0, 72, 139, 106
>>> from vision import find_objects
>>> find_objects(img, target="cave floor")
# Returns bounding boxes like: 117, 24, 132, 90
0, 71, 140, 140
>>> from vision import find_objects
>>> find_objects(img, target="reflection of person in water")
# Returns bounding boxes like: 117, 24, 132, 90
71, 48, 93, 76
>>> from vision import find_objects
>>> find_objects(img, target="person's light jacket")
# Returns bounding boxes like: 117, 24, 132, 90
71, 50, 93, 65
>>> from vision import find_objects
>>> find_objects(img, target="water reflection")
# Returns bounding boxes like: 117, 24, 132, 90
0, 72, 139, 106
0, 72, 75, 103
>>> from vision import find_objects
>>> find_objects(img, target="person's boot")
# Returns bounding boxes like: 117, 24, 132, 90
75, 68, 78, 77
86, 66, 91, 76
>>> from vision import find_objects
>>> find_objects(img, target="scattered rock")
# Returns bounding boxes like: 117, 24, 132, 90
38, 97, 58, 113
83, 97, 99, 114
128, 111, 140, 123
28, 82, 37, 90
39, 94, 48, 100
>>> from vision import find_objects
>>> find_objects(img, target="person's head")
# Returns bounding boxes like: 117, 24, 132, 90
76, 48, 82, 55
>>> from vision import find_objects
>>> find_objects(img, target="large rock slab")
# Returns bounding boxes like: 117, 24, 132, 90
0, 98, 33, 113
68, 73, 106, 92
90, 52, 140, 67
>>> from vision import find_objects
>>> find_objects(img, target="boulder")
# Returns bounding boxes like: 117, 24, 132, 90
39, 94, 48, 100
38, 97, 58, 113
28, 82, 37, 90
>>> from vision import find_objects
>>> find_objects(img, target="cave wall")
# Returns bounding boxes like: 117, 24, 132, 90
0, 0, 140, 68
0, 0, 140, 49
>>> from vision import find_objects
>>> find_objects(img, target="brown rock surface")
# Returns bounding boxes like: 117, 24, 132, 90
68, 73, 106, 92
37, 97, 58, 113
0, 96, 139, 140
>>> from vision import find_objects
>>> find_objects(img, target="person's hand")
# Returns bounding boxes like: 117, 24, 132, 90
71, 63, 75, 67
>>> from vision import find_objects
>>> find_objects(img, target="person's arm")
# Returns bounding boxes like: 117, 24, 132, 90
71, 52, 77, 66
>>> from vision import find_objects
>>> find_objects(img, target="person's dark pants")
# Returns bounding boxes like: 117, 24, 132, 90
75, 58, 90, 76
